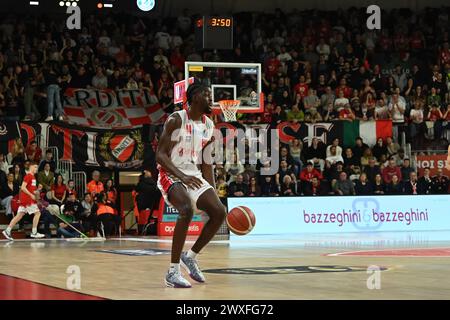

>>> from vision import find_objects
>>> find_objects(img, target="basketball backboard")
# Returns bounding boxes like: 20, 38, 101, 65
184, 61, 263, 114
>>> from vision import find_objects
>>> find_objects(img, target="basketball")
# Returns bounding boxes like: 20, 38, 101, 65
226, 206, 256, 236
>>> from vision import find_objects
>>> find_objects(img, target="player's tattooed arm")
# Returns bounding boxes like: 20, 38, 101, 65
156, 114, 203, 189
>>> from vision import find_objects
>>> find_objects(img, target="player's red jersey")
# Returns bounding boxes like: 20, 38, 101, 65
19, 173, 37, 206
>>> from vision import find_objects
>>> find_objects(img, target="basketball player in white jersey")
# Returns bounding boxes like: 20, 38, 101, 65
156, 84, 227, 288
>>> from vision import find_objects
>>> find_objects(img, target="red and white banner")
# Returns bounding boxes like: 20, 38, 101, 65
173, 77, 195, 104
63, 88, 167, 129
416, 155, 450, 177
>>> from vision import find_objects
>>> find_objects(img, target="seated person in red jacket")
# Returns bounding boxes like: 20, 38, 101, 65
299, 161, 323, 184
382, 158, 402, 184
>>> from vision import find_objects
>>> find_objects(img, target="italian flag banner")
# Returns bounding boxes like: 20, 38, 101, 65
342, 120, 393, 147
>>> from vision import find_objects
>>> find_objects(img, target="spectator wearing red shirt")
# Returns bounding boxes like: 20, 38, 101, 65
382, 158, 402, 184
157, 71, 172, 96
115, 44, 130, 65
317, 18, 331, 39
262, 97, 274, 123
170, 46, 185, 72
439, 41, 450, 66
49, 174, 67, 208
66, 179, 77, 199
444, 104, 450, 121
427, 104, 444, 139
339, 104, 356, 121
409, 31, 425, 51
2, 163, 45, 240
265, 52, 281, 79
335, 78, 352, 98
293, 75, 309, 100
299, 161, 323, 184
25, 141, 42, 163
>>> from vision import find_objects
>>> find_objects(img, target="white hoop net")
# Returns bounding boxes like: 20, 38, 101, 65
219, 100, 240, 122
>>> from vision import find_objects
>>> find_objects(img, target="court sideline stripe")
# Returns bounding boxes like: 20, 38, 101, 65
0, 274, 107, 300
108, 237, 229, 244
326, 247, 450, 257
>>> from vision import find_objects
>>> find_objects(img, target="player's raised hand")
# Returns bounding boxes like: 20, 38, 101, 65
181, 175, 203, 189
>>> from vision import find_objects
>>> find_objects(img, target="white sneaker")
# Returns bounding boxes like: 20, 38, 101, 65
58, 115, 64, 121
181, 252, 206, 283
45, 116, 54, 122
30, 232, 45, 239
2, 230, 14, 241
165, 269, 192, 288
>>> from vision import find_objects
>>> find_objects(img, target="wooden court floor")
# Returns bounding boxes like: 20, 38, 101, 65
1, 235, 450, 300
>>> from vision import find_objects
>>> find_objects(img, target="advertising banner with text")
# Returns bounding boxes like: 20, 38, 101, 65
416, 155, 450, 177
228, 195, 450, 235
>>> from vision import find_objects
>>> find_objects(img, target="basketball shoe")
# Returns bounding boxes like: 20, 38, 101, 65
2, 230, 13, 241
30, 232, 45, 239
165, 268, 192, 288
181, 252, 206, 283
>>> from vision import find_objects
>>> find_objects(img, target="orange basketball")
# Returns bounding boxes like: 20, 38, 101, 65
226, 206, 256, 236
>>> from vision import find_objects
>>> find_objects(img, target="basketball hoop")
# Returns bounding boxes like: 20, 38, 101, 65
218, 100, 240, 122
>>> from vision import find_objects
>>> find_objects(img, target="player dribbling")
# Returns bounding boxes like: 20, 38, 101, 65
156, 84, 227, 288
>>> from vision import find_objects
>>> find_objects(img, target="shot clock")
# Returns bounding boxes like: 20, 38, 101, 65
195, 16, 234, 50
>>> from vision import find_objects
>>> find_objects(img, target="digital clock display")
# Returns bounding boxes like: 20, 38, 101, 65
195, 16, 234, 50
208, 17, 233, 27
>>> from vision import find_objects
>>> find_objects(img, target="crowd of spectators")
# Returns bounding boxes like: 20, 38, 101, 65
0, 7, 450, 229
215, 136, 450, 200
0, 139, 121, 238
0, 8, 448, 144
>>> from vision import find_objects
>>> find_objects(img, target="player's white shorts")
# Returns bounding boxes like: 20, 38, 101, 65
17, 204, 40, 215
157, 167, 213, 208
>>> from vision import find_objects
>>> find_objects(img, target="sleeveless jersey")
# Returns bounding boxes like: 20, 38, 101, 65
161, 109, 214, 176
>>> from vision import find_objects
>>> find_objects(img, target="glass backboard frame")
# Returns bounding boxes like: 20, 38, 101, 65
184, 61, 263, 114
